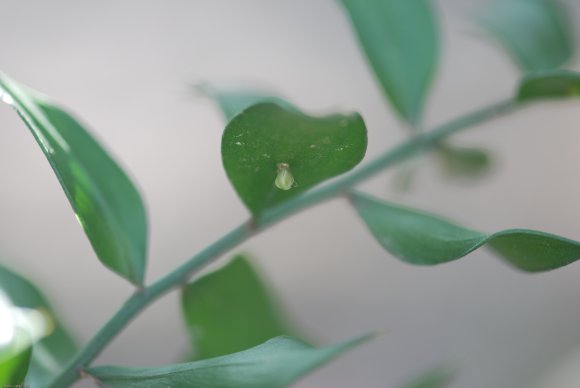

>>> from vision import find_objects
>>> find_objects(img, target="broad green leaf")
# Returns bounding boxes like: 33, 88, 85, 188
198, 84, 297, 121
400, 367, 454, 388
478, 0, 573, 72
517, 70, 580, 101
222, 103, 367, 216
351, 192, 580, 271
436, 144, 492, 179
0, 346, 32, 386
0, 264, 77, 386
89, 335, 370, 388
0, 73, 147, 285
181, 255, 294, 360
340, 0, 439, 126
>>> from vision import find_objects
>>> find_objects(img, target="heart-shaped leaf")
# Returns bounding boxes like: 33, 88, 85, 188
0, 263, 77, 386
340, 0, 439, 126
222, 103, 367, 216
181, 254, 296, 360
478, 0, 573, 72
89, 335, 370, 388
517, 70, 580, 101
351, 192, 580, 271
0, 72, 148, 285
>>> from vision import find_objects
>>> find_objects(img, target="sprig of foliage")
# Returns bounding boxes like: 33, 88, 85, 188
0, 0, 578, 386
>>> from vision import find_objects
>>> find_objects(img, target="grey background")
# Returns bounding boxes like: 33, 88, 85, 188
2, 1, 580, 387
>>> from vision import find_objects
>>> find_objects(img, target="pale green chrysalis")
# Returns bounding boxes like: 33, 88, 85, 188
275, 163, 295, 191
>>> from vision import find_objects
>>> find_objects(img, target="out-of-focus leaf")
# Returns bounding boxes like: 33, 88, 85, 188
89, 335, 370, 388
517, 70, 580, 101
0, 72, 148, 285
392, 145, 492, 192
0, 345, 32, 386
400, 367, 455, 388
222, 103, 367, 216
392, 160, 420, 193
0, 299, 51, 386
197, 84, 297, 121
340, 0, 439, 126
351, 191, 580, 271
0, 264, 77, 386
181, 255, 294, 360
437, 144, 492, 179
478, 0, 573, 72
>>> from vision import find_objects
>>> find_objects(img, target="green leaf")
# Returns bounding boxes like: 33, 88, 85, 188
197, 84, 297, 121
0, 72, 148, 285
436, 144, 492, 180
222, 103, 367, 216
0, 346, 32, 386
181, 255, 295, 360
517, 70, 580, 101
478, 0, 573, 72
0, 264, 77, 387
340, 0, 439, 126
89, 335, 370, 388
351, 192, 580, 271
400, 367, 454, 388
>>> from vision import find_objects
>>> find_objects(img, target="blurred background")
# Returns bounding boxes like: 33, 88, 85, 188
1, 0, 580, 387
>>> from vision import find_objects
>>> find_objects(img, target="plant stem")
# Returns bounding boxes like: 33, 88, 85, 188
48, 98, 518, 388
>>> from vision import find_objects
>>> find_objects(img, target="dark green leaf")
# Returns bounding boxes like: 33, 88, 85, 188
222, 103, 367, 216
197, 84, 297, 121
351, 192, 580, 271
517, 70, 580, 101
0, 264, 77, 386
437, 144, 492, 179
89, 335, 370, 388
340, 0, 439, 125
0, 345, 32, 386
181, 254, 294, 360
0, 72, 148, 285
400, 367, 454, 388
478, 0, 573, 72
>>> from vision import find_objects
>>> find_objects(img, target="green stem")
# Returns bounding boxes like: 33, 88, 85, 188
48, 98, 518, 388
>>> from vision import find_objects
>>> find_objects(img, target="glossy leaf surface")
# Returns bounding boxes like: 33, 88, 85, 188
0, 264, 77, 386
517, 70, 580, 101
351, 192, 580, 271
222, 103, 367, 216
340, 0, 438, 125
89, 335, 369, 388
181, 255, 293, 360
0, 73, 147, 285
479, 0, 573, 72
199, 85, 296, 121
